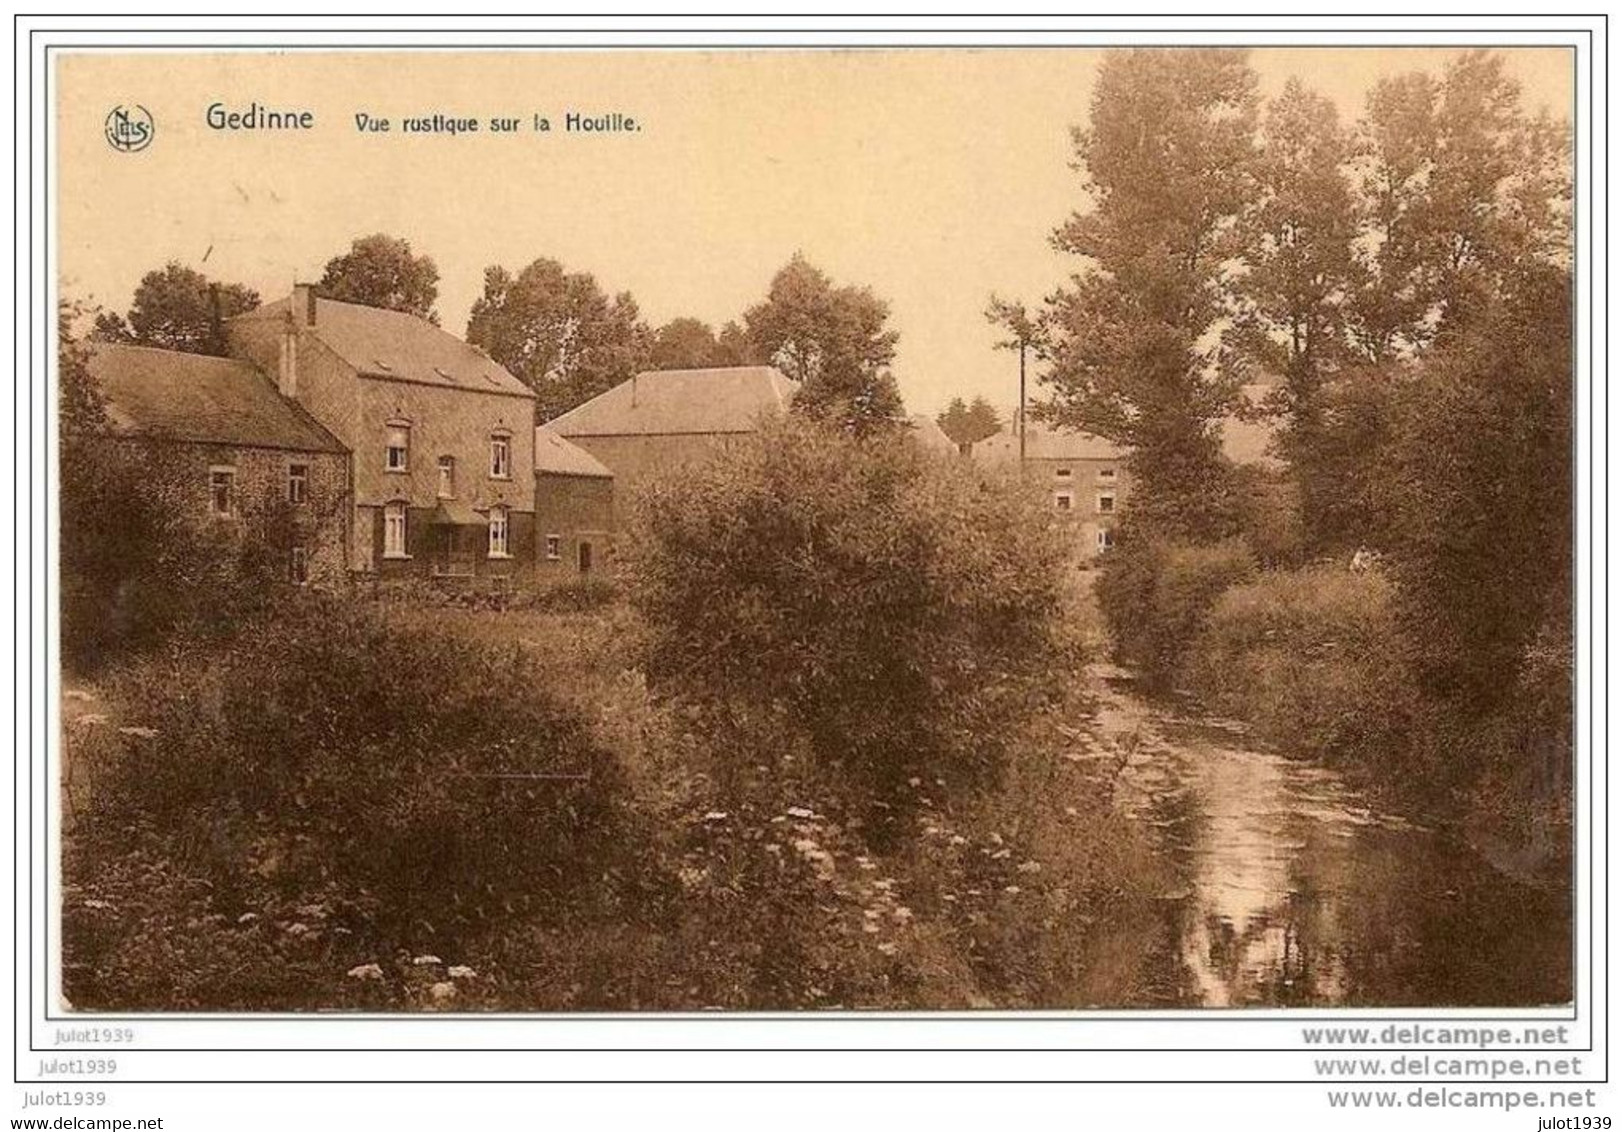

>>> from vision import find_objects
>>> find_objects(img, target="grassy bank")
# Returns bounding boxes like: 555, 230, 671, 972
1096, 541, 1571, 879
62, 592, 1165, 1011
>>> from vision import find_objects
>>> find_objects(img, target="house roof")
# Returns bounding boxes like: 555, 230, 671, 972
971, 387, 1283, 470
535, 426, 613, 479
234, 295, 534, 400
87, 343, 347, 453
548, 366, 798, 436
972, 420, 1125, 464
1217, 384, 1284, 469
908, 414, 961, 455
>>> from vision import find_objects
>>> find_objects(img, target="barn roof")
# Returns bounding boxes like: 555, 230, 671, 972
535, 426, 613, 479
548, 366, 798, 436
234, 295, 534, 400
908, 414, 961, 455
972, 420, 1125, 464
87, 343, 347, 453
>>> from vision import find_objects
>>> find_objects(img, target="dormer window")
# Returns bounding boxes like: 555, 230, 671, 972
386, 423, 410, 472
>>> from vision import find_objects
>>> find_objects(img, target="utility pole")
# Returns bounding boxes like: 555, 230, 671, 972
986, 294, 1039, 471
1018, 337, 1027, 465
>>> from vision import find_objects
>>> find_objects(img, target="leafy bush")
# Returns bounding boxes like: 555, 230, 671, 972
1183, 564, 1418, 771
624, 416, 1077, 827
1094, 527, 1256, 686
78, 596, 631, 961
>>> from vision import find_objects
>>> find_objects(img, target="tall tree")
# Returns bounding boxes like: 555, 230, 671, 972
1040, 48, 1259, 537
935, 398, 972, 445
465, 258, 651, 421
649, 317, 722, 369
964, 396, 1002, 443
744, 253, 904, 434
1231, 78, 1360, 548
93, 263, 260, 356
1380, 265, 1571, 710
1347, 70, 1440, 363
712, 320, 759, 367
937, 396, 1001, 447
318, 233, 441, 323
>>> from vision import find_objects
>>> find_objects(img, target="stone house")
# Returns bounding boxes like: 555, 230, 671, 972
973, 418, 1128, 556
86, 342, 351, 584
230, 287, 538, 585
547, 365, 797, 516
533, 426, 616, 579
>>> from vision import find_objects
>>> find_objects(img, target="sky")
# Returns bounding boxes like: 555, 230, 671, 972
56, 47, 1572, 417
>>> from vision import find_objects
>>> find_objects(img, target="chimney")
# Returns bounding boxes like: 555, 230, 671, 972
293, 282, 316, 327
207, 283, 224, 354
278, 301, 300, 399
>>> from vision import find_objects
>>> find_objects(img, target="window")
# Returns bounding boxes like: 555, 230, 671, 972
437, 456, 456, 499
383, 502, 409, 559
489, 433, 512, 479
545, 535, 562, 561
1099, 467, 1117, 482
1097, 493, 1116, 514
289, 545, 309, 585
488, 506, 510, 558
1097, 528, 1116, 552
209, 467, 236, 516
287, 463, 309, 505
386, 424, 410, 472
1054, 491, 1073, 512
1056, 467, 1072, 479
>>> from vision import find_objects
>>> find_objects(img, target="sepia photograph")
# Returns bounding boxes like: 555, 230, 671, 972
49, 41, 1576, 1021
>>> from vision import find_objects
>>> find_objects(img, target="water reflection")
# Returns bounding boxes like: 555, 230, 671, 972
1093, 677, 1571, 1007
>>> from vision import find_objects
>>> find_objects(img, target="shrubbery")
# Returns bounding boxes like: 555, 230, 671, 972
625, 416, 1079, 833
1183, 565, 1417, 771
68, 596, 632, 1008
1094, 526, 1256, 687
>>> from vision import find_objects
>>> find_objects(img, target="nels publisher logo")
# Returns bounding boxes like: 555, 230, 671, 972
104, 104, 154, 153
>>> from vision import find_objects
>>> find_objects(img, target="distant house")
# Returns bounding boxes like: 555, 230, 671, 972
1216, 383, 1286, 472
230, 286, 537, 584
907, 414, 961, 457
973, 416, 1127, 555
547, 366, 798, 510
86, 342, 351, 584
534, 426, 615, 578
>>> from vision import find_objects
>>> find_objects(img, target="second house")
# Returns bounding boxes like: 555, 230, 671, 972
230, 285, 538, 583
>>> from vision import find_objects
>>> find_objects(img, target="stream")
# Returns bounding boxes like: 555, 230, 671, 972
1088, 672, 1572, 1008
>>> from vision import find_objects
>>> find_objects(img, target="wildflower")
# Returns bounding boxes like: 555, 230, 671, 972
346, 963, 384, 981
702, 811, 728, 823
412, 954, 442, 966
448, 965, 477, 980
785, 806, 816, 820
236, 912, 259, 925
429, 982, 457, 1002
1017, 861, 1042, 874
